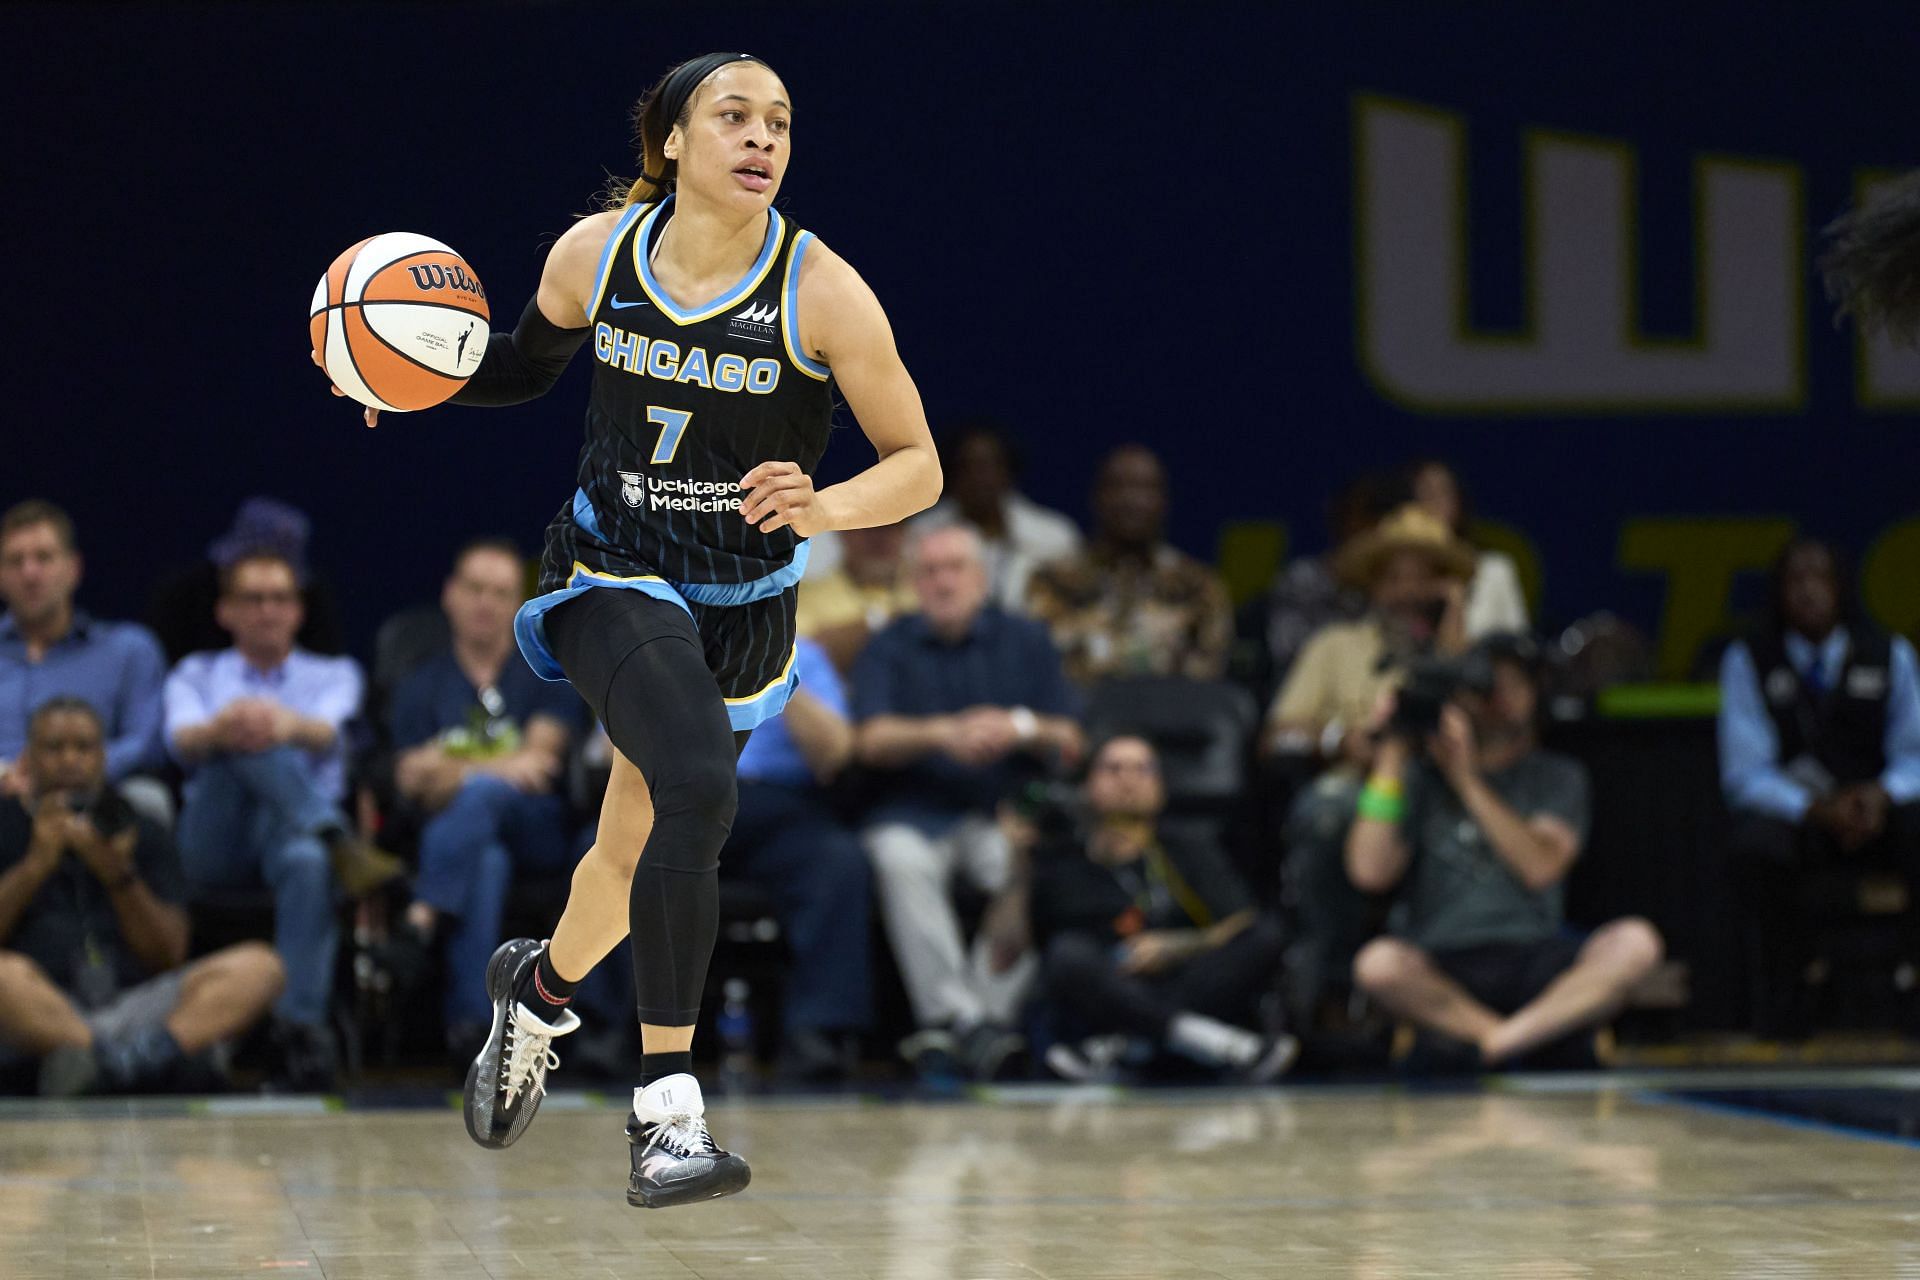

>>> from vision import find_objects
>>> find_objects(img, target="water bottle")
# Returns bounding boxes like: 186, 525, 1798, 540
717, 978, 755, 1094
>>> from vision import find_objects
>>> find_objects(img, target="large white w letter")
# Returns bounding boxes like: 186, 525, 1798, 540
1356, 96, 1803, 412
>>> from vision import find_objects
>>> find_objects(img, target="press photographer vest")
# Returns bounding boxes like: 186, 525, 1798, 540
1746, 626, 1891, 786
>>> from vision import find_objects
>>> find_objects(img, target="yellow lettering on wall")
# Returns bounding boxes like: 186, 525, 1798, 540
1468, 518, 1544, 618
1215, 521, 1289, 609
1619, 517, 1795, 678
1863, 517, 1920, 639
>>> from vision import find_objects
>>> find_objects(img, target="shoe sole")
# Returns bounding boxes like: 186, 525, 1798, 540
626, 1155, 752, 1209
462, 939, 541, 1151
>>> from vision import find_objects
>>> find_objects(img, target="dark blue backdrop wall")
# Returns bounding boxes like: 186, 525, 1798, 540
3, 1, 1916, 665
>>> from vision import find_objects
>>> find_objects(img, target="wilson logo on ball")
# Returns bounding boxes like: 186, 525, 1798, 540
406, 262, 487, 299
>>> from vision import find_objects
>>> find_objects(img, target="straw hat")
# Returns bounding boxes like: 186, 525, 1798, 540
1334, 503, 1477, 587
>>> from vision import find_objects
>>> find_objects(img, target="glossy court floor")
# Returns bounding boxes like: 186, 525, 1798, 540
4, 1070, 1920, 1279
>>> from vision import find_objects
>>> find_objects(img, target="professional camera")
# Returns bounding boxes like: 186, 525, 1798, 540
64, 787, 137, 840
1384, 633, 1540, 737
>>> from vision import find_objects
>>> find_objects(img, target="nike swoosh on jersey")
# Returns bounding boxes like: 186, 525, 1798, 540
609, 295, 650, 310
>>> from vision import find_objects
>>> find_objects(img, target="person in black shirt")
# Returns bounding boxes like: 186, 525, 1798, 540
0, 697, 283, 1094
1024, 735, 1296, 1082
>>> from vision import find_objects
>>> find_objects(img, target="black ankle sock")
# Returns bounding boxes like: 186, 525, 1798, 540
640, 1051, 694, 1087
514, 946, 578, 1021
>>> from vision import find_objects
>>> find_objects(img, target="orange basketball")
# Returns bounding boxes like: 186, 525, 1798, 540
308, 233, 490, 412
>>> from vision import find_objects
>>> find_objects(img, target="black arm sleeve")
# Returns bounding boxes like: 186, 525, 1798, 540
448, 295, 590, 407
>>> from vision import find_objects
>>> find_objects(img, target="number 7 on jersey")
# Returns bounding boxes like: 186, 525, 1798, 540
647, 406, 692, 464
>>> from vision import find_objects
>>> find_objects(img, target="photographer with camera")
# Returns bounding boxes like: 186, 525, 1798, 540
1263, 504, 1473, 1023
1346, 635, 1663, 1068
0, 697, 283, 1094
1025, 734, 1297, 1082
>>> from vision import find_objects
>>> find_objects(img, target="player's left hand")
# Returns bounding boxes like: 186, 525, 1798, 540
740, 461, 830, 536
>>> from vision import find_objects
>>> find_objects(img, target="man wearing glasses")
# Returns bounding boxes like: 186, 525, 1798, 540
163, 548, 386, 1088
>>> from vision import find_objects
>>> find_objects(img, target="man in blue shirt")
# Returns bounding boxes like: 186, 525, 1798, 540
1718, 539, 1920, 1035
165, 550, 386, 1086
853, 525, 1083, 1079
727, 636, 870, 1082
0, 501, 169, 825
385, 540, 586, 1047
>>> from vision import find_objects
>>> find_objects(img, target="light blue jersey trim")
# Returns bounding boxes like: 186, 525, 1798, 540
678, 539, 810, 606
513, 574, 693, 683
783, 231, 832, 380
727, 651, 801, 731
585, 202, 649, 321
511, 542, 811, 685
571, 488, 608, 542
636, 198, 783, 324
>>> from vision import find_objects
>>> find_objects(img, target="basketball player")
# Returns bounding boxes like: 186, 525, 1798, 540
1820, 169, 1920, 340
318, 53, 939, 1207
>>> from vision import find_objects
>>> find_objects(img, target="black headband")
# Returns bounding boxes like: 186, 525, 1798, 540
640, 51, 768, 189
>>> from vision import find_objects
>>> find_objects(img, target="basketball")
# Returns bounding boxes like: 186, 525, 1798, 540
308, 232, 490, 412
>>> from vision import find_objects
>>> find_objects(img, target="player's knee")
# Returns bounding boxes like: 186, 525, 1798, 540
656, 747, 738, 832
1353, 937, 1421, 995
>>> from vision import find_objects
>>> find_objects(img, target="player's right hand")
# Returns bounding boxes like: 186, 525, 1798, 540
309, 350, 380, 429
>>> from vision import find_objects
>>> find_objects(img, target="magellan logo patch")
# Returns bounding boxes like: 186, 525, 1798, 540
727, 301, 778, 344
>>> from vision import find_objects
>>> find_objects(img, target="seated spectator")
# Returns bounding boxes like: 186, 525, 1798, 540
147, 497, 346, 665
1265, 504, 1473, 1019
0, 698, 283, 1095
1348, 635, 1663, 1067
1400, 459, 1530, 639
384, 539, 585, 1050
795, 521, 918, 674
164, 550, 395, 1088
1235, 474, 1383, 710
726, 636, 871, 1082
1719, 538, 1920, 1035
1027, 445, 1231, 684
914, 420, 1081, 611
1026, 734, 1296, 1082
854, 525, 1083, 1079
0, 500, 171, 827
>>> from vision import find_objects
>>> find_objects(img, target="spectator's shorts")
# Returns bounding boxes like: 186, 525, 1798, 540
1430, 934, 1585, 1015
0, 970, 184, 1074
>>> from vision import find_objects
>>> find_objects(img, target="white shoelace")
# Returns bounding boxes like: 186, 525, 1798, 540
651, 1111, 720, 1158
500, 1006, 562, 1108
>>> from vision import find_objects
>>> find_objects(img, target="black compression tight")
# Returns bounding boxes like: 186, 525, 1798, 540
545, 590, 741, 1026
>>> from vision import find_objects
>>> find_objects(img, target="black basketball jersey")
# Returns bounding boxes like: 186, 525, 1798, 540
546, 197, 834, 590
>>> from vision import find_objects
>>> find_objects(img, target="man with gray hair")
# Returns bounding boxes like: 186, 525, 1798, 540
852, 525, 1084, 1080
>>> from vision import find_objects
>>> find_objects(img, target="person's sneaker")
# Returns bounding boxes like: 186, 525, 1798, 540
36, 1043, 99, 1098
898, 1028, 961, 1084
463, 939, 579, 1150
1237, 1031, 1302, 1085
270, 1018, 338, 1093
1044, 1035, 1131, 1083
777, 1028, 857, 1086
327, 835, 408, 898
626, 1074, 751, 1208
957, 1022, 1024, 1081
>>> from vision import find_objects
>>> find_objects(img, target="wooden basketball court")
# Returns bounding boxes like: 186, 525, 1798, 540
4, 1071, 1917, 1278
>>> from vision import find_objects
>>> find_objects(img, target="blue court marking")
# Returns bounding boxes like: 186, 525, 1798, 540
1639, 1089, 1920, 1152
